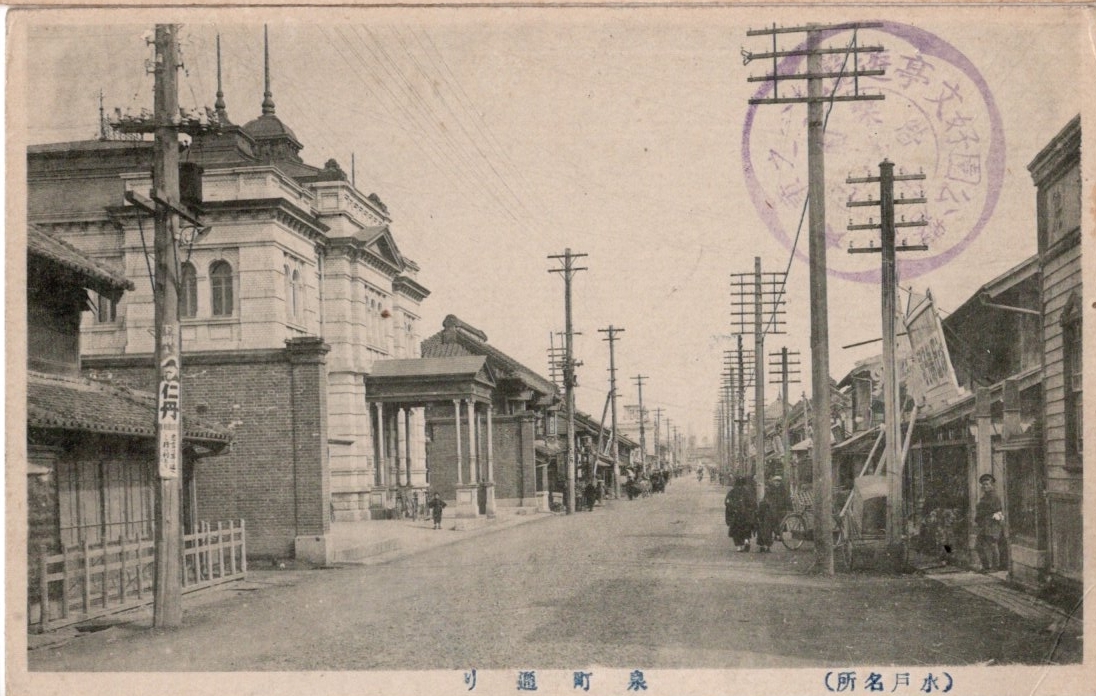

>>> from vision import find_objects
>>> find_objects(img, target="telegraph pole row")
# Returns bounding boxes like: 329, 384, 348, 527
731, 258, 785, 500
548, 248, 587, 514
599, 325, 624, 499
744, 20, 887, 575
652, 407, 665, 471
847, 159, 928, 561
633, 375, 648, 474
769, 347, 802, 494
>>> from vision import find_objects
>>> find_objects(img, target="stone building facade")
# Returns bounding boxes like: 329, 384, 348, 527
26, 43, 428, 560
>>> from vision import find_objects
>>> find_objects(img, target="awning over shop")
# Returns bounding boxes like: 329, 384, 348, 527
833, 426, 881, 453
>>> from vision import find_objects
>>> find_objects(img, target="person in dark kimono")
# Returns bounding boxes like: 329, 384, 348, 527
427, 493, 447, 530
584, 479, 598, 511
755, 477, 788, 552
725, 476, 758, 552
974, 473, 1004, 572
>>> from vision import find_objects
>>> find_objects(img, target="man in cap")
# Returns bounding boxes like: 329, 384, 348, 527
974, 473, 1004, 573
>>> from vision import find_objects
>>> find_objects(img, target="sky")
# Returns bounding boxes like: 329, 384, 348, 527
16, 5, 1090, 443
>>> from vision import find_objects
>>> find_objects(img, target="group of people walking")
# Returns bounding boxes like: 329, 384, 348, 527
724, 475, 790, 552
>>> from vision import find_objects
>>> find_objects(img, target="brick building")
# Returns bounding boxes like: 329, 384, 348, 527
26, 34, 429, 561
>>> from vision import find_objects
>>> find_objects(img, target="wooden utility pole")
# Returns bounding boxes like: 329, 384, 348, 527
770, 347, 802, 492
754, 259, 765, 499
109, 25, 217, 627
652, 407, 664, 472
599, 326, 624, 498
731, 258, 785, 499
737, 336, 747, 474
549, 249, 587, 514
745, 21, 886, 574
847, 159, 927, 561
633, 375, 648, 474
152, 24, 184, 629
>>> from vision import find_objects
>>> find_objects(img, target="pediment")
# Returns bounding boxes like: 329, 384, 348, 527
364, 226, 406, 271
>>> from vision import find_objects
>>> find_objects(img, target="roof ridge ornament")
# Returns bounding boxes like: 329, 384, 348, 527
261, 25, 275, 115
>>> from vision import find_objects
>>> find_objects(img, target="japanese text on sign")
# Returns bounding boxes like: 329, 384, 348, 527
158, 356, 181, 478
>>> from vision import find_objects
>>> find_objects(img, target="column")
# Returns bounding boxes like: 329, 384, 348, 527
486, 404, 495, 483
467, 399, 479, 483
404, 408, 414, 484
454, 399, 463, 485
396, 407, 407, 487
376, 402, 386, 487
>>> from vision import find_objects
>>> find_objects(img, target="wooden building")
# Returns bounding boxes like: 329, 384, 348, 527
1030, 115, 1083, 589
26, 226, 233, 631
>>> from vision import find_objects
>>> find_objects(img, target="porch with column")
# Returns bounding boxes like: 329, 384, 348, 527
363, 356, 497, 523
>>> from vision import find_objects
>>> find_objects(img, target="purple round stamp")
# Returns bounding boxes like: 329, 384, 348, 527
742, 21, 1005, 283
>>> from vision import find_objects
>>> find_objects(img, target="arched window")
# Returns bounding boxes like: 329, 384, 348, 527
210, 261, 234, 317
291, 268, 301, 321
180, 262, 198, 318
370, 298, 377, 343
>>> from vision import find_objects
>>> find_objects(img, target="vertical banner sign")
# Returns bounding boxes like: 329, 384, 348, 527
158, 355, 181, 478
902, 289, 962, 413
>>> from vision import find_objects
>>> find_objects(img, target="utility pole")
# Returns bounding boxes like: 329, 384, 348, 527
652, 407, 664, 472
633, 375, 648, 474
847, 159, 927, 563
736, 336, 748, 475
731, 258, 785, 500
548, 249, 587, 514
599, 325, 624, 499
770, 347, 802, 492
151, 24, 184, 630
111, 26, 216, 627
745, 21, 886, 575
721, 351, 736, 476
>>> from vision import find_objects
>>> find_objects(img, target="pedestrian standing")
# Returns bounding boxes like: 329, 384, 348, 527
581, 479, 596, 511
974, 473, 1004, 572
427, 492, 447, 530
755, 477, 787, 552
726, 476, 758, 552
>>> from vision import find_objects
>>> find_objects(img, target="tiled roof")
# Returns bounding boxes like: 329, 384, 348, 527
422, 316, 558, 397
369, 356, 489, 379
28, 226, 133, 293
27, 371, 230, 444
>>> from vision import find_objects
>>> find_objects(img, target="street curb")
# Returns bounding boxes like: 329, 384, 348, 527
336, 509, 558, 567
922, 569, 1083, 636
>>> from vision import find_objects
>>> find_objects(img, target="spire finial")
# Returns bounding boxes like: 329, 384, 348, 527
261, 25, 275, 115
215, 33, 227, 115
98, 89, 107, 140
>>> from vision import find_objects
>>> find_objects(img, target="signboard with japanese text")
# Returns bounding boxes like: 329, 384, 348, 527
157, 356, 182, 479
902, 290, 962, 414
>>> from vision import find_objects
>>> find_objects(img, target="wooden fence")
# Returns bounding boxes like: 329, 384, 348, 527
33, 520, 246, 633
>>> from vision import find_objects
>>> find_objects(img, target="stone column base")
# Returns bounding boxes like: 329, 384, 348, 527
295, 534, 334, 565
482, 481, 497, 518
535, 491, 551, 513
454, 483, 481, 519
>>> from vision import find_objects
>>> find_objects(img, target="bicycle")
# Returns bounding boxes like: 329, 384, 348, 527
779, 510, 852, 567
